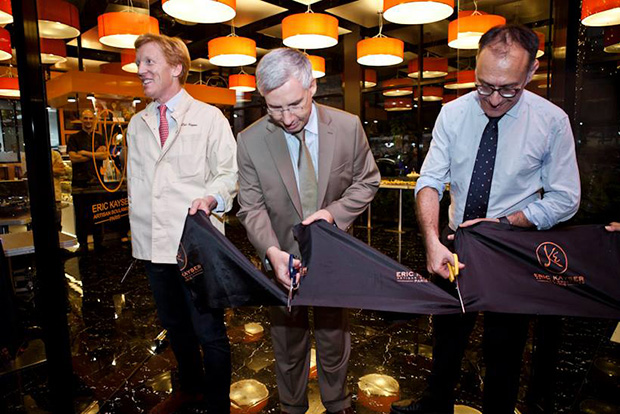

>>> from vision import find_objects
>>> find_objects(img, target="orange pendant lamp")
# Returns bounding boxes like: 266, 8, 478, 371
0, 27, 11, 61
385, 97, 413, 111
208, 35, 256, 67
229, 73, 256, 92
414, 86, 444, 101
604, 26, 620, 53
0, 0, 12, 25
121, 50, 138, 73
282, 12, 339, 49
444, 70, 476, 89
448, 11, 506, 49
40, 39, 67, 64
357, 37, 404, 66
98, 12, 160, 49
0, 77, 19, 97
162, 0, 236, 24
382, 78, 413, 96
408, 57, 448, 78
38, 0, 80, 39
536, 31, 545, 58
581, 0, 620, 26
383, 0, 454, 25
363, 69, 377, 87
307, 55, 326, 79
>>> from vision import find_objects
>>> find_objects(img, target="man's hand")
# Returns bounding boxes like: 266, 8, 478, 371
426, 239, 465, 279
447, 218, 500, 241
301, 209, 334, 226
606, 222, 620, 232
266, 246, 301, 289
189, 196, 217, 216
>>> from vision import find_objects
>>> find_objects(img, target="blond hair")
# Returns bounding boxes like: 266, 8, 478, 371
135, 33, 191, 85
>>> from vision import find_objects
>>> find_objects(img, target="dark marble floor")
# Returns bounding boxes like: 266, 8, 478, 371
1, 215, 620, 414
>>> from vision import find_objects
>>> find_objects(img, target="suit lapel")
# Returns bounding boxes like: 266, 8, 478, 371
140, 105, 160, 148
317, 105, 335, 208
265, 125, 303, 220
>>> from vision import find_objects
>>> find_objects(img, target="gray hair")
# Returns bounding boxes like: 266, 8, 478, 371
256, 48, 314, 95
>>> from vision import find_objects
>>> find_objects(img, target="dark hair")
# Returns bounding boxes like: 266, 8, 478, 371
478, 24, 539, 67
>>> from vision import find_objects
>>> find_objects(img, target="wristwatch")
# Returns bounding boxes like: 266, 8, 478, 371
499, 216, 511, 225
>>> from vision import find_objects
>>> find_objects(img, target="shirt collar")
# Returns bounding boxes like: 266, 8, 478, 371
157, 88, 185, 114
303, 102, 319, 136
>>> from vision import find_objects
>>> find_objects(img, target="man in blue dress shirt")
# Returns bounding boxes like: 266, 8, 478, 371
391, 25, 581, 414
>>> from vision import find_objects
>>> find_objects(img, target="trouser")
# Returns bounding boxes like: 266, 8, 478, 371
145, 262, 231, 412
425, 226, 531, 413
270, 306, 351, 414
72, 192, 104, 248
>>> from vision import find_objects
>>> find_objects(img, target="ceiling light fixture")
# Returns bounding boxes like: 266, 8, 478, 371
444, 70, 476, 89
384, 97, 413, 111
604, 26, 620, 53
383, 0, 454, 25
38, 0, 80, 40
98, 11, 160, 49
382, 78, 414, 96
121, 50, 138, 73
0, 27, 11, 61
357, 12, 404, 67
67, 95, 77, 103
132, 97, 142, 105
229, 72, 256, 92
282, 6, 339, 50
535, 31, 545, 58
0, 0, 12, 25
0, 77, 19, 98
414, 86, 444, 101
408, 57, 448, 78
362, 69, 377, 88
307, 55, 325, 78
40, 38, 67, 64
448, 6, 506, 50
208, 27, 256, 67
581, 0, 620, 26
162, 0, 236, 24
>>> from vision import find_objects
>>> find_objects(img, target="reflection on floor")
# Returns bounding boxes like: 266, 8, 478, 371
1, 217, 620, 414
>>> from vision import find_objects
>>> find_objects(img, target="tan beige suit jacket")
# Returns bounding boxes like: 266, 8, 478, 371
237, 104, 380, 261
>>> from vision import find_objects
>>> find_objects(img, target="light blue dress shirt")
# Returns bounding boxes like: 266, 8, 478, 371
156, 89, 225, 213
415, 90, 580, 230
283, 103, 320, 187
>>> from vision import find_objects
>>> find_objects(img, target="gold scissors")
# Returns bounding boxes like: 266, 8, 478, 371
447, 253, 466, 313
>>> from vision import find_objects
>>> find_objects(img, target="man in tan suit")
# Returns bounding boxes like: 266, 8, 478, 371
237, 48, 380, 414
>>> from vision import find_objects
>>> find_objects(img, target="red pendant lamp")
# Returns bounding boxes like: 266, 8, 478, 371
581, 0, 620, 27
444, 70, 476, 89
38, 0, 80, 39
0, 77, 19, 97
363, 69, 377, 88
121, 50, 138, 73
604, 26, 620, 53
162, 0, 236, 24
0, 27, 11, 61
282, 12, 339, 50
98, 12, 160, 49
385, 97, 413, 111
0, 0, 12, 25
408, 57, 448, 78
40, 39, 67, 64
448, 11, 506, 49
358, 37, 404, 66
414, 86, 444, 101
536, 31, 545, 58
208, 35, 256, 67
383, 0, 454, 25
229, 73, 256, 92
307, 55, 326, 79
382, 78, 413, 96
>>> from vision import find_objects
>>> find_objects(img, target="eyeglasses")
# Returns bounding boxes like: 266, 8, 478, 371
266, 103, 305, 119
475, 84, 521, 99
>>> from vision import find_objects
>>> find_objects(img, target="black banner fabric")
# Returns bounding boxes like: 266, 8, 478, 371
177, 211, 287, 311
291, 221, 461, 314
455, 222, 620, 318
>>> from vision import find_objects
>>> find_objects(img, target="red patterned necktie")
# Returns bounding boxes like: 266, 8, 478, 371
159, 104, 169, 147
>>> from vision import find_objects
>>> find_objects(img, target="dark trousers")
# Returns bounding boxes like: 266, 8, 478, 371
72, 192, 103, 247
428, 311, 530, 413
145, 262, 231, 411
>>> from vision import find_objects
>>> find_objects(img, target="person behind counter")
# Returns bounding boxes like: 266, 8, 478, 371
392, 24, 580, 414
127, 33, 238, 414
67, 109, 108, 253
